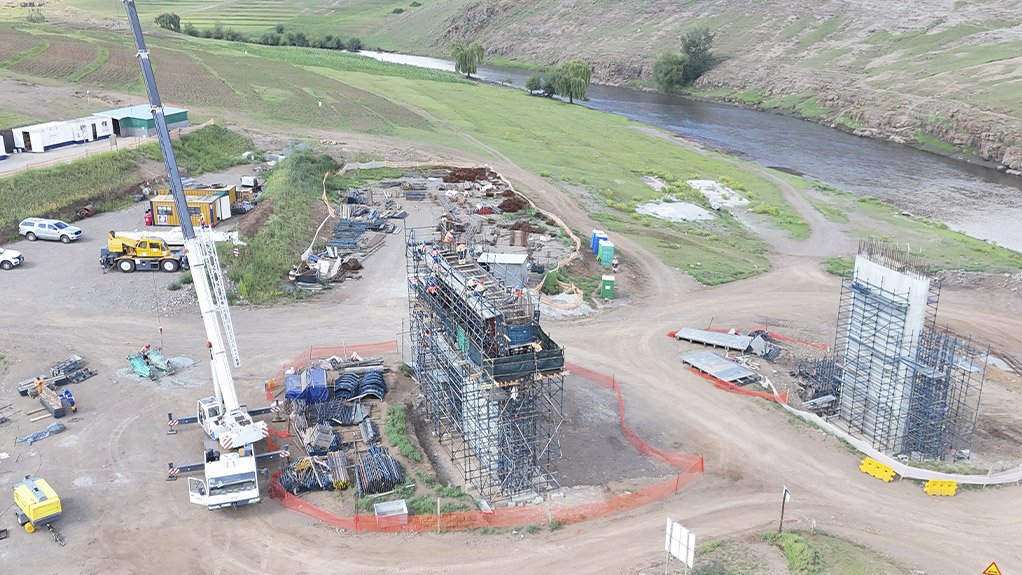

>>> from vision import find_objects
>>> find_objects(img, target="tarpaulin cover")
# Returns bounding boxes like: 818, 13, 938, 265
298, 367, 329, 403
284, 373, 303, 400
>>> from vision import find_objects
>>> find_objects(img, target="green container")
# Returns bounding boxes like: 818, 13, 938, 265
600, 274, 615, 299
598, 240, 615, 265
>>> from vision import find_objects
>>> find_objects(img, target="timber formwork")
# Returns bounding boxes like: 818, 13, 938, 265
406, 225, 564, 502
831, 241, 985, 460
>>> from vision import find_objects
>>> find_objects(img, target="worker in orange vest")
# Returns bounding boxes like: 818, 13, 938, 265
34, 375, 46, 397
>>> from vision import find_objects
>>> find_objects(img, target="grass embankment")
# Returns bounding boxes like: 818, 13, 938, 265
224, 154, 402, 302
754, 531, 906, 575
385, 404, 423, 463
0, 125, 253, 243
800, 179, 1022, 273
140, 124, 253, 174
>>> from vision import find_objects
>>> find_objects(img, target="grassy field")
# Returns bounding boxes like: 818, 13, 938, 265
0, 125, 252, 243
2, 20, 1017, 286
55, 0, 470, 52
800, 179, 1022, 273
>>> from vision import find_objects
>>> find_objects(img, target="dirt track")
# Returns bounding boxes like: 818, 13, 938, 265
1, 129, 1021, 574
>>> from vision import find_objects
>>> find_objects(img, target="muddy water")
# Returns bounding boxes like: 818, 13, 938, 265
361, 51, 1022, 252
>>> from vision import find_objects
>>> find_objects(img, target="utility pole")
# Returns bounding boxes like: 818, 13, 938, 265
779, 485, 791, 532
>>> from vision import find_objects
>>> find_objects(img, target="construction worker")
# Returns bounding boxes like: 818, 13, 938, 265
612, 257, 619, 272
61, 387, 78, 413
144, 208, 154, 227
443, 230, 454, 244
34, 375, 46, 397
456, 242, 468, 263
139, 343, 152, 356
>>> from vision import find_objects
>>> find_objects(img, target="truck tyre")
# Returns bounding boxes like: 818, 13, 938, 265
60, 235, 71, 244
161, 259, 180, 272
1, 261, 12, 270
118, 259, 136, 273
26, 232, 37, 241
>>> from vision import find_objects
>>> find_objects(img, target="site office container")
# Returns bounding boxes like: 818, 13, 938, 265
13, 121, 76, 152
149, 194, 231, 227
68, 116, 114, 142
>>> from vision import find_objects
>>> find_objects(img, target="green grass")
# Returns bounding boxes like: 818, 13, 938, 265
807, 184, 1022, 274
226, 151, 340, 302
802, 532, 907, 575
0, 109, 41, 130
692, 539, 763, 575
385, 404, 424, 463
909, 459, 988, 475
760, 531, 822, 575
141, 124, 253, 175
0, 37, 48, 68
912, 132, 958, 153
823, 256, 854, 277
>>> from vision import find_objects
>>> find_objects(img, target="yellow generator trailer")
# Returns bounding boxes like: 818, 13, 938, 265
13, 476, 62, 533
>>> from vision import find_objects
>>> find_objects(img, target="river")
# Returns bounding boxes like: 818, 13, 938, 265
360, 51, 1022, 252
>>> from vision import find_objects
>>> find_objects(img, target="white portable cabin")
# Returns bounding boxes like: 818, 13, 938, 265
12, 121, 76, 153
68, 116, 114, 143
0, 138, 8, 160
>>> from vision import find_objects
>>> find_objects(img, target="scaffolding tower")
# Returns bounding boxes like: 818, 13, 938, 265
405, 224, 564, 502
830, 240, 986, 460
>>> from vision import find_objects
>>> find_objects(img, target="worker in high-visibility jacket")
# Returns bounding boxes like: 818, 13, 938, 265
34, 375, 46, 397
61, 387, 78, 413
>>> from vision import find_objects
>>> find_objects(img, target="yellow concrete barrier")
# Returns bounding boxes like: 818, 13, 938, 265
924, 479, 958, 496
859, 457, 897, 482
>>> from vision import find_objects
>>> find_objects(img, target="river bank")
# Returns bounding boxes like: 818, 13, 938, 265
359, 50, 1022, 252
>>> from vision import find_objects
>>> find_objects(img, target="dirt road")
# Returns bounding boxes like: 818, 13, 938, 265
1, 130, 1020, 575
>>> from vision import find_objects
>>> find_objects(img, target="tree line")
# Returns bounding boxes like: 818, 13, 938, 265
155, 14, 363, 51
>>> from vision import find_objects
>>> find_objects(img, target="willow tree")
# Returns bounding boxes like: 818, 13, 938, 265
553, 60, 591, 104
452, 41, 485, 78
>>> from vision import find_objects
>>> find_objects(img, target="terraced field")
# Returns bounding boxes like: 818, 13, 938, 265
10, 35, 99, 80
80, 44, 140, 88
60, 0, 469, 46
0, 26, 39, 62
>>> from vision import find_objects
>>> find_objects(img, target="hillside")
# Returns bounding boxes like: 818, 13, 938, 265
433, 0, 1022, 170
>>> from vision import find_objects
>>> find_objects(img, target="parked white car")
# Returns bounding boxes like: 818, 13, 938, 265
18, 217, 83, 243
0, 247, 24, 270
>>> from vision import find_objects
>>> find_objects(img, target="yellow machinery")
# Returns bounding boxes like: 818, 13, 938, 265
101, 232, 189, 273
13, 476, 62, 533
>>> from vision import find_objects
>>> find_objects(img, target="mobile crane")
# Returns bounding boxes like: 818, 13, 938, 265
122, 0, 286, 509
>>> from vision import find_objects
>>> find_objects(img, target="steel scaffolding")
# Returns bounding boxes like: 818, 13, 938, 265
828, 240, 985, 460
406, 224, 564, 502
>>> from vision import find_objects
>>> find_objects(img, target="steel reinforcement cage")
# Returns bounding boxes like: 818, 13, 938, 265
405, 224, 564, 502
832, 241, 985, 460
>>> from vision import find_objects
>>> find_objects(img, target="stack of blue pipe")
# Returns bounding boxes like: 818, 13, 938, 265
355, 445, 405, 497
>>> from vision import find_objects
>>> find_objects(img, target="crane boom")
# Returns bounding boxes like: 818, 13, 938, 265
123, 0, 242, 407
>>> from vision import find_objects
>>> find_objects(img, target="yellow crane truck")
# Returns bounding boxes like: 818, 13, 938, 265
13, 476, 62, 533
100, 231, 190, 273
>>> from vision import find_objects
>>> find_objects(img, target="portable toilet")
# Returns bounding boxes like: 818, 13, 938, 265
590, 229, 605, 254
592, 232, 608, 255
600, 275, 615, 299
598, 240, 615, 265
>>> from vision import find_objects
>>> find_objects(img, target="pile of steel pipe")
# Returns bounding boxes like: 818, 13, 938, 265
355, 445, 405, 496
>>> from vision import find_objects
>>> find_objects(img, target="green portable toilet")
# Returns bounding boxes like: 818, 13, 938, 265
598, 240, 615, 265
600, 275, 615, 299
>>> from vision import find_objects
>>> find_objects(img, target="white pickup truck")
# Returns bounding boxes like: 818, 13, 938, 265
0, 246, 24, 270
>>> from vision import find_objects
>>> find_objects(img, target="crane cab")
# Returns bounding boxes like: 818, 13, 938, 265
196, 395, 224, 440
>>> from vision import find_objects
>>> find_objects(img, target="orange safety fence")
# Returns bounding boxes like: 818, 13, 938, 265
688, 367, 789, 404
265, 352, 704, 532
